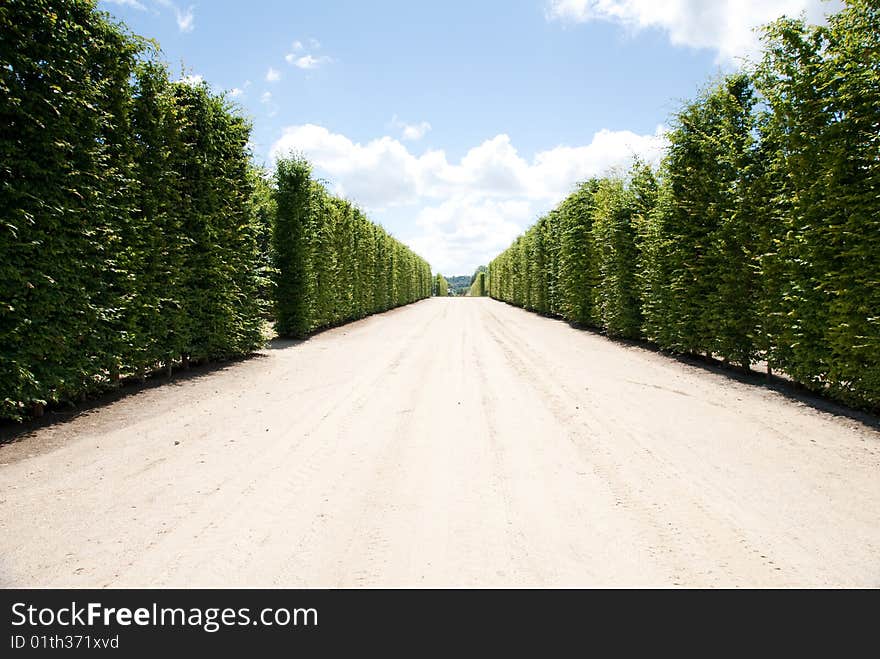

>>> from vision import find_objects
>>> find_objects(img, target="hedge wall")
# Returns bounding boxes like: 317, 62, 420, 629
434, 275, 449, 297
489, 1, 880, 411
1, 0, 264, 419
754, 1, 880, 407
273, 157, 432, 338
468, 272, 487, 297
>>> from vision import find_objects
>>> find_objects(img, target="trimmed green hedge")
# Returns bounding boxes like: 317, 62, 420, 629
434, 275, 449, 297
490, 1, 880, 411
468, 272, 487, 297
754, 1, 880, 407
643, 74, 759, 364
1, 0, 264, 419
273, 157, 432, 338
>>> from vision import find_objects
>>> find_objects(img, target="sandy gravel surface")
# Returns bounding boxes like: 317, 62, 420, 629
1, 298, 878, 587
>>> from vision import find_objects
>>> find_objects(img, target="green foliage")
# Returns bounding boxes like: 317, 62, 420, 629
559, 181, 601, 325
629, 161, 662, 339
434, 274, 449, 297
649, 74, 759, 366
272, 158, 313, 338
167, 81, 264, 362
272, 157, 432, 338
489, 179, 602, 326
444, 275, 472, 295
1, 0, 264, 420
755, 0, 880, 406
249, 168, 277, 311
592, 177, 642, 338
490, 0, 880, 413
468, 270, 487, 297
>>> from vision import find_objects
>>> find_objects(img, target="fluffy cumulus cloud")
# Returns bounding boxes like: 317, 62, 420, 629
290, 54, 332, 70
177, 73, 204, 86
546, 0, 841, 63
156, 0, 195, 33
270, 124, 667, 274
408, 197, 533, 278
391, 116, 432, 141
285, 39, 332, 70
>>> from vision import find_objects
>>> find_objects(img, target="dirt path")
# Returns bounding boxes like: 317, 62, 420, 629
1, 298, 878, 587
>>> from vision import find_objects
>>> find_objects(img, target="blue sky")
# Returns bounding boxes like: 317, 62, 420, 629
100, 0, 839, 275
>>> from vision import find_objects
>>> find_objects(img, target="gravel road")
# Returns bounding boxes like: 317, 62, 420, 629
1, 297, 878, 587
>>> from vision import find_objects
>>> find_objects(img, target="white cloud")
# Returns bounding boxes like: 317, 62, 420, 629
408, 196, 533, 275
104, 0, 147, 9
175, 6, 194, 32
177, 74, 204, 86
546, 0, 841, 63
285, 39, 331, 69
392, 116, 432, 141
265, 67, 281, 82
156, 0, 195, 33
229, 80, 252, 99
269, 124, 668, 205
403, 123, 431, 141
269, 124, 667, 273
104, 0, 197, 31
292, 54, 332, 70
529, 128, 667, 197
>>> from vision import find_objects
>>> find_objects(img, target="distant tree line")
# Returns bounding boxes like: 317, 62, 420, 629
0, 0, 431, 420
489, 0, 879, 411
444, 276, 472, 296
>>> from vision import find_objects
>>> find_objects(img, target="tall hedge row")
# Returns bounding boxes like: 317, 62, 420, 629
434, 275, 449, 297
754, 1, 880, 407
273, 158, 432, 338
468, 271, 487, 297
644, 74, 759, 362
1, 0, 265, 419
490, 0, 879, 410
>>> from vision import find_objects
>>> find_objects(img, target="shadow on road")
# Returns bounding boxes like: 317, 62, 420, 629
264, 337, 307, 350
0, 353, 268, 447
1, 304, 432, 446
